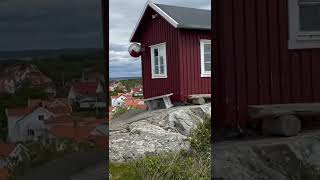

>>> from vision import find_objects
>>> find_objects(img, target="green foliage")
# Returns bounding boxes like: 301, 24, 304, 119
32, 57, 104, 84
189, 116, 211, 155
301, 163, 320, 180
110, 150, 210, 180
112, 107, 129, 119
119, 79, 142, 92
109, 163, 142, 180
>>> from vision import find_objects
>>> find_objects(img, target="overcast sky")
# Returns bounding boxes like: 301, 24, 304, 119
0, 0, 103, 51
109, 0, 210, 78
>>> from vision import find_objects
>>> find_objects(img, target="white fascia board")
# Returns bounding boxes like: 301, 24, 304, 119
129, 1, 179, 42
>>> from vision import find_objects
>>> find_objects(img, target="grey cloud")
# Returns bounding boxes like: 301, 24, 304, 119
0, 0, 103, 51
109, 0, 210, 77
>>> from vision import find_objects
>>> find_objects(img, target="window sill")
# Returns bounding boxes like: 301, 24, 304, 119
201, 73, 211, 78
152, 75, 168, 79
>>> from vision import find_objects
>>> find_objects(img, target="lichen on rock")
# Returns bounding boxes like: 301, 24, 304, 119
109, 104, 211, 162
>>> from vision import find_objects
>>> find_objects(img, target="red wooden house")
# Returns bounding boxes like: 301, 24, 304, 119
214, 0, 320, 128
130, 1, 211, 103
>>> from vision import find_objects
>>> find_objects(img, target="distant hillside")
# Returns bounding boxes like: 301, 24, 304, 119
109, 77, 142, 81
0, 48, 104, 61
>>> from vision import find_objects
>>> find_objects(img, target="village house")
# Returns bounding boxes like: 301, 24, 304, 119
124, 98, 146, 110
109, 81, 126, 92
110, 93, 132, 107
0, 143, 28, 169
131, 86, 143, 97
44, 115, 106, 149
6, 98, 71, 143
68, 82, 106, 109
129, 1, 211, 104
0, 63, 54, 96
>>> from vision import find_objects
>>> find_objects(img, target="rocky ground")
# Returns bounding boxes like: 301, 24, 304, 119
109, 103, 211, 162
213, 130, 320, 180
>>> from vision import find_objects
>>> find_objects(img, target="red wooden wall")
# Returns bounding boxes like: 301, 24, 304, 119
139, 8, 181, 101
178, 29, 211, 102
214, 0, 320, 128
137, 7, 212, 102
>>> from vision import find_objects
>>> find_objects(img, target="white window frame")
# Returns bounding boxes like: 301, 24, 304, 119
200, 39, 211, 77
150, 42, 168, 79
288, 0, 320, 49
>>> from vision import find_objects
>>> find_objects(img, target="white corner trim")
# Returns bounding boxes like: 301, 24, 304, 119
129, 1, 179, 42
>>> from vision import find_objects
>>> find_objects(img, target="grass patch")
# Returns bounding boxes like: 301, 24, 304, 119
109, 163, 142, 180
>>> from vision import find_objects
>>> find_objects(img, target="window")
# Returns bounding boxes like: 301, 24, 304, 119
150, 43, 167, 79
38, 115, 44, 121
200, 40, 211, 77
27, 129, 35, 136
289, 0, 320, 49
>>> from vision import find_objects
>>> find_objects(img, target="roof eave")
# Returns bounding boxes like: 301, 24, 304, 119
129, 1, 179, 42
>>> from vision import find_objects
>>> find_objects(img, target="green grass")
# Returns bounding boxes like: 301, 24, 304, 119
110, 150, 210, 180
109, 162, 142, 180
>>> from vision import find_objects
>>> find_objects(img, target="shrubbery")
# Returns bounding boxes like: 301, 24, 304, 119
189, 115, 211, 155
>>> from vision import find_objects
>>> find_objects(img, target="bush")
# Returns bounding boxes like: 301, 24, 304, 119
189, 115, 211, 155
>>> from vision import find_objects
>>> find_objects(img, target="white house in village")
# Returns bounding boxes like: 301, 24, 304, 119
111, 94, 127, 107
0, 143, 29, 168
6, 107, 55, 142
6, 99, 71, 143
68, 81, 106, 109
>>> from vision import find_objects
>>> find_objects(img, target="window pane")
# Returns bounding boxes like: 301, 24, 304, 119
155, 66, 159, 74
160, 65, 164, 74
205, 63, 211, 72
154, 57, 159, 65
204, 54, 211, 62
204, 44, 211, 53
160, 56, 164, 65
154, 48, 158, 57
300, 2, 320, 31
159, 46, 164, 56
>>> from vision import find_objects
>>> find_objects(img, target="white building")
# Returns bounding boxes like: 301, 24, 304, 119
6, 107, 55, 142
0, 143, 29, 168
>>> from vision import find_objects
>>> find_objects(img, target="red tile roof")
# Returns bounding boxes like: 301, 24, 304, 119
46, 115, 104, 127
47, 106, 71, 115
125, 99, 146, 110
131, 87, 142, 93
0, 144, 16, 157
49, 126, 94, 142
71, 82, 98, 95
